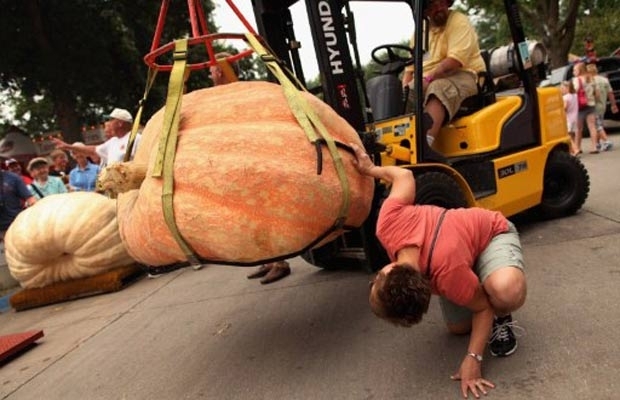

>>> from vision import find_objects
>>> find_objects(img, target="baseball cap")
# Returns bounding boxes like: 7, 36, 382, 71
4, 158, 18, 167
27, 157, 50, 172
106, 108, 133, 123
69, 142, 85, 158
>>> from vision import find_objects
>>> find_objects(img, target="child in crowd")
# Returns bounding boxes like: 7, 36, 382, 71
561, 80, 579, 156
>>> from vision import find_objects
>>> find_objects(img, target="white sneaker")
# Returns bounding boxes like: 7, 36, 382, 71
601, 141, 613, 151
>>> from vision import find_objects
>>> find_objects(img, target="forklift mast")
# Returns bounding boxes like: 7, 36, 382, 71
305, 1, 366, 131
252, 0, 371, 132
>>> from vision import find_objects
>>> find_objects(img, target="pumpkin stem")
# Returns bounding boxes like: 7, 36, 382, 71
97, 162, 147, 197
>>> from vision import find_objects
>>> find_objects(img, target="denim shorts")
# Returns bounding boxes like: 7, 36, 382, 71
577, 106, 595, 122
439, 221, 525, 324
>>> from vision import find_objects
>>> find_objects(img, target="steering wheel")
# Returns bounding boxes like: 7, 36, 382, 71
371, 44, 414, 66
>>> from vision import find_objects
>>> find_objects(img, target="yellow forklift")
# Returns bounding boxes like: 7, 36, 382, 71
251, 0, 589, 271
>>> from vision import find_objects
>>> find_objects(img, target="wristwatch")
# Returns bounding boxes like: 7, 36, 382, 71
467, 352, 483, 362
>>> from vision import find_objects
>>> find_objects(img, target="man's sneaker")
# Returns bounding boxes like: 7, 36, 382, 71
489, 315, 518, 357
602, 141, 613, 151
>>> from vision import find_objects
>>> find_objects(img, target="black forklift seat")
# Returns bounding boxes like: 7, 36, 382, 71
453, 50, 496, 119
366, 62, 406, 121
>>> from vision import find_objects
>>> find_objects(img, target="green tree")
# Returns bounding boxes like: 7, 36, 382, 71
468, 0, 620, 68
0, 0, 263, 142
571, 2, 620, 58
463, 0, 582, 69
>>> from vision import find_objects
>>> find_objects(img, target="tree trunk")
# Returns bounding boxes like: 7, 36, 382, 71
521, 0, 580, 69
54, 95, 82, 144
25, 0, 82, 144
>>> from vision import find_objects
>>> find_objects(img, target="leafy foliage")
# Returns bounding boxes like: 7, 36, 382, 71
464, 0, 620, 69
0, 0, 263, 141
3, 0, 620, 141
571, 4, 620, 58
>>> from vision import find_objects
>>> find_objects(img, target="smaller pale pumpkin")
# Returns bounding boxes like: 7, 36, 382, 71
5, 192, 135, 288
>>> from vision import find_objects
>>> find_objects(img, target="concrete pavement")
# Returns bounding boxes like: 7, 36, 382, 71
1, 145, 619, 400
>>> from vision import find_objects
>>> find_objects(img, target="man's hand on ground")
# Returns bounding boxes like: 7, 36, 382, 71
451, 357, 495, 399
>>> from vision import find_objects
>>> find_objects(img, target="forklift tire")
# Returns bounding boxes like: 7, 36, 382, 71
414, 171, 468, 208
301, 185, 391, 272
535, 150, 590, 219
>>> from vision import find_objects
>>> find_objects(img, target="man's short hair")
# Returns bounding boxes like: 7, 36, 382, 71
371, 264, 432, 327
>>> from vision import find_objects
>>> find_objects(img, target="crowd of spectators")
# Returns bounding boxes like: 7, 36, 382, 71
0, 108, 135, 238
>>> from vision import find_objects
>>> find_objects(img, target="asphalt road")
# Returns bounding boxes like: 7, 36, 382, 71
1, 144, 619, 400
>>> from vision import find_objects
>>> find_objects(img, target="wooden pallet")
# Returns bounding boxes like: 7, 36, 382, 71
9, 264, 145, 312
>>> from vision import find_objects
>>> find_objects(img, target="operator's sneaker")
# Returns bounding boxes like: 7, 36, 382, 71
489, 314, 519, 357
601, 141, 613, 151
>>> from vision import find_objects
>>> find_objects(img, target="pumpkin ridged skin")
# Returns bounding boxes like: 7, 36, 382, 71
5, 192, 135, 288
117, 81, 374, 265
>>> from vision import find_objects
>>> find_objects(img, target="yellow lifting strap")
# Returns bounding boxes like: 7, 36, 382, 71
216, 57, 239, 83
124, 68, 158, 162
244, 33, 351, 226
151, 39, 201, 265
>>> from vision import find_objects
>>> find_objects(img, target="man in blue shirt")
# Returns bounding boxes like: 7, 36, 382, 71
0, 170, 36, 233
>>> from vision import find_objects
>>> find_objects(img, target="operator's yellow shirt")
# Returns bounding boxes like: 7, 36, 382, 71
406, 10, 485, 75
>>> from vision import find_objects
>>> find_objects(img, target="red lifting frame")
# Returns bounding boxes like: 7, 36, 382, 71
144, 0, 256, 72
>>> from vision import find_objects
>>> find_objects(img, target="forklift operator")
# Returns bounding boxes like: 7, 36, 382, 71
402, 0, 486, 148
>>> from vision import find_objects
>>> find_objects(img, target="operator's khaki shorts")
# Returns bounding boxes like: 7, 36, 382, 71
406, 70, 479, 120
439, 221, 525, 324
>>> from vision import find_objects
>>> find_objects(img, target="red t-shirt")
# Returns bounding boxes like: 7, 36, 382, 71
376, 198, 509, 306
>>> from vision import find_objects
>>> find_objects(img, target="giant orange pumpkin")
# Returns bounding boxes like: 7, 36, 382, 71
113, 81, 374, 266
